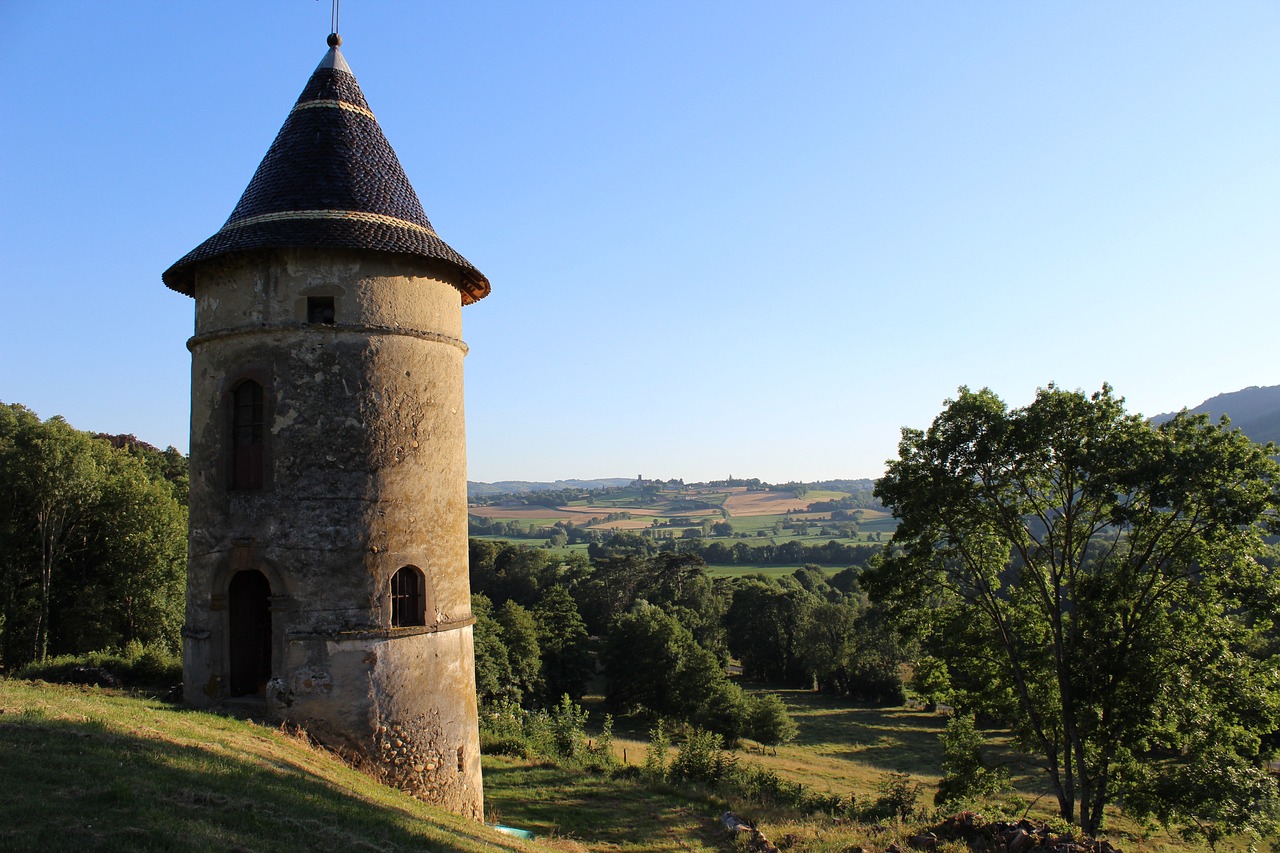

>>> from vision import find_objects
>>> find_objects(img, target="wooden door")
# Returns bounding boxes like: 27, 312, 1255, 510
228, 570, 271, 696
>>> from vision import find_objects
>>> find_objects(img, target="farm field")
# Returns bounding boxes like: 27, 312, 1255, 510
468, 479, 893, 556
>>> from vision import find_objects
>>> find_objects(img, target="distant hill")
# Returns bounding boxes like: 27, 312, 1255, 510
1149, 384, 1280, 446
467, 478, 635, 498
466, 476, 878, 500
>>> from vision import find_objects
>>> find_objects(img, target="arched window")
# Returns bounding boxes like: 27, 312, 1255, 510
231, 380, 264, 490
390, 566, 426, 627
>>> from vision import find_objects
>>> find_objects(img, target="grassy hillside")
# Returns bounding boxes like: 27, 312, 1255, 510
0, 679, 529, 853
3, 679, 1249, 853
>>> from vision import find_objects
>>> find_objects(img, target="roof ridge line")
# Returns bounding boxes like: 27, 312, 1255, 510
291, 99, 376, 120
221, 209, 440, 237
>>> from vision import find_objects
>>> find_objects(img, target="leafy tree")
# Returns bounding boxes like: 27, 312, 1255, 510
603, 603, 744, 738
743, 692, 798, 753
576, 554, 647, 633
2, 410, 106, 661
872, 384, 1280, 834
1122, 748, 1280, 849
725, 578, 815, 684
935, 712, 1011, 810
471, 594, 517, 705
532, 586, 593, 703
799, 598, 908, 703
799, 600, 861, 693
0, 404, 187, 667
495, 600, 542, 703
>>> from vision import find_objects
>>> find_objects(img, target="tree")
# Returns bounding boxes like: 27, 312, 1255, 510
533, 586, 593, 703
495, 600, 542, 702
603, 603, 745, 738
471, 594, 517, 705
935, 712, 1011, 810
0, 404, 187, 666
872, 384, 1280, 834
743, 692, 798, 753
726, 578, 815, 684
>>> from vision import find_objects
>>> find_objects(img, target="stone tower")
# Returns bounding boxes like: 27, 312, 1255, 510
163, 34, 488, 818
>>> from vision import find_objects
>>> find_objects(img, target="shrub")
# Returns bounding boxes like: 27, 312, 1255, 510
743, 692, 798, 753
478, 695, 614, 770
643, 719, 671, 778
869, 771, 923, 821
669, 728, 736, 784
15, 643, 181, 689
934, 712, 1011, 810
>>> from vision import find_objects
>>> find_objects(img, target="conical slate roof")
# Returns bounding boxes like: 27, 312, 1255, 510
163, 37, 489, 304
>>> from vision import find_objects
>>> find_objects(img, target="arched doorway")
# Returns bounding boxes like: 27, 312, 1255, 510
228, 569, 272, 696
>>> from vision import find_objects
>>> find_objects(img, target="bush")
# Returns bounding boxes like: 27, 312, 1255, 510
644, 719, 671, 778
868, 771, 923, 821
743, 692, 798, 752
477, 695, 615, 771
15, 642, 181, 689
935, 712, 1011, 810
669, 728, 737, 784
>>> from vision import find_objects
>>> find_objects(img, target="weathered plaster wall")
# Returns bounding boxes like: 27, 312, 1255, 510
181, 248, 482, 817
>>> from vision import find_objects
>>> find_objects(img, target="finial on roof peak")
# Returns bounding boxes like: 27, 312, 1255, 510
328, 32, 342, 48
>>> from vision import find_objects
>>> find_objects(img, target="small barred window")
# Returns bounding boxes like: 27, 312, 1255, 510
390, 566, 426, 628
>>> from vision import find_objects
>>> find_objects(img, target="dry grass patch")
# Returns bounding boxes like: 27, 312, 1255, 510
723, 492, 812, 517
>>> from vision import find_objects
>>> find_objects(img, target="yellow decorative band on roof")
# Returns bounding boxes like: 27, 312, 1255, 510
291, 99, 377, 120
220, 209, 439, 238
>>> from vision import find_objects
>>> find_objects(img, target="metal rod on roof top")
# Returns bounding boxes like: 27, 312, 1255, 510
331, 0, 340, 36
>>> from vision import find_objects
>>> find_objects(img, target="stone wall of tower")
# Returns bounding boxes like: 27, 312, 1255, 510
181, 247, 483, 817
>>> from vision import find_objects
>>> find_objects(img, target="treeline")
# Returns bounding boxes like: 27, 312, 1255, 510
582, 530, 883, 569
469, 478, 883, 511
0, 404, 188, 669
469, 537, 905, 744
469, 520, 883, 567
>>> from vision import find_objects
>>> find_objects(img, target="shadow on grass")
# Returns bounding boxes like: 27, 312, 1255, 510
483, 759, 725, 851
0, 715, 518, 853
763, 688, 948, 776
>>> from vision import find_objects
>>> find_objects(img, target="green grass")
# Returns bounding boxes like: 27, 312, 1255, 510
705, 564, 813, 579
732, 688, 948, 797
0, 678, 1246, 853
483, 757, 726, 852
0, 679, 533, 853
798, 490, 847, 502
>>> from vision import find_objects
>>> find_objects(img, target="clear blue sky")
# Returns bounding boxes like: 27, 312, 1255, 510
2, 2, 1276, 484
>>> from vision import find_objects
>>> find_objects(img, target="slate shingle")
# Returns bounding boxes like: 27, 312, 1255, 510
163, 43, 489, 304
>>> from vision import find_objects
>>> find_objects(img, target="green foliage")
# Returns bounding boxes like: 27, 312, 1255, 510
602, 603, 747, 739
668, 728, 736, 784
471, 595, 518, 706
0, 403, 187, 669
643, 718, 670, 778
742, 692, 799, 752
15, 641, 181, 688
495, 600, 542, 701
531, 586, 593, 703
873, 383, 1280, 834
908, 655, 952, 708
478, 695, 615, 772
872, 771, 923, 822
725, 578, 814, 682
1122, 748, 1280, 849
934, 712, 1011, 810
